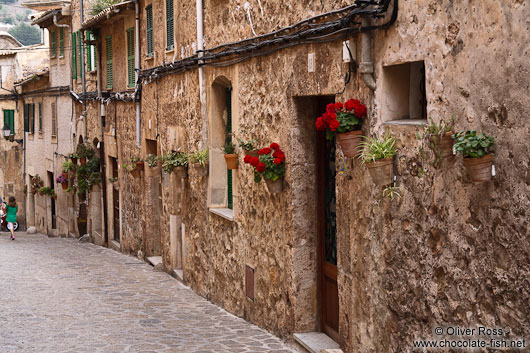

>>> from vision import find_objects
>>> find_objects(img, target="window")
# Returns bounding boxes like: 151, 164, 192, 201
78, 30, 82, 76
72, 32, 77, 79
226, 87, 233, 209
51, 103, 57, 136
50, 30, 56, 57
146, 5, 153, 57
38, 103, 42, 132
382, 61, 427, 123
30, 104, 35, 134
59, 28, 64, 57
3, 110, 14, 136
126, 28, 135, 88
86, 30, 96, 72
166, 0, 174, 50
24, 103, 35, 134
105, 36, 113, 89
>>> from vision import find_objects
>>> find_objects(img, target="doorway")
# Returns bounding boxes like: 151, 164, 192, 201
110, 157, 120, 242
144, 139, 162, 256
47, 171, 56, 230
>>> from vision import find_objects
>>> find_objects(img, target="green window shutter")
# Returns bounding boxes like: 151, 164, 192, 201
23, 104, 29, 132
72, 32, 77, 79
86, 30, 92, 71
31, 104, 35, 134
146, 5, 153, 57
38, 103, 42, 131
226, 87, 233, 209
127, 28, 135, 88
4, 110, 14, 135
106, 36, 113, 89
50, 30, 56, 57
166, 0, 174, 50
78, 30, 82, 75
59, 28, 64, 56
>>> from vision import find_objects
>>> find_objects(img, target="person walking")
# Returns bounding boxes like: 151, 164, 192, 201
4, 196, 17, 240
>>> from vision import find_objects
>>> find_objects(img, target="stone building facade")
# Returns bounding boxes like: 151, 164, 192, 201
20, 0, 530, 352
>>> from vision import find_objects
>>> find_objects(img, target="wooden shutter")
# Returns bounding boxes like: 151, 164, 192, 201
72, 32, 77, 79
127, 28, 135, 88
23, 104, 29, 132
78, 30, 82, 75
146, 5, 153, 57
226, 87, 233, 209
30, 104, 35, 134
4, 110, 14, 135
166, 0, 174, 50
38, 103, 42, 132
59, 28, 64, 56
51, 103, 57, 136
86, 30, 92, 72
106, 36, 113, 89
50, 30, 56, 57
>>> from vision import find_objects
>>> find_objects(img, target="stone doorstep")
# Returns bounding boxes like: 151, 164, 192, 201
171, 268, 183, 282
293, 332, 342, 353
146, 256, 163, 267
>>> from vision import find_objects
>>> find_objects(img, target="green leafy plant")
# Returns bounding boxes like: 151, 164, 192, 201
108, 177, 118, 183
62, 159, 76, 173
244, 143, 286, 182
189, 148, 209, 167
223, 141, 236, 154
417, 117, 455, 171
237, 138, 257, 152
77, 143, 96, 159
38, 186, 51, 195
145, 154, 159, 168
452, 130, 495, 158
315, 99, 367, 140
161, 151, 188, 173
74, 158, 102, 195
131, 156, 143, 163
65, 186, 75, 194
359, 132, 396, 164
383, 184, 401, 201
50, 189, 57, 199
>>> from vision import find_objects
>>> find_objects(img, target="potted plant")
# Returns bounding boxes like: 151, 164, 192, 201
77, 144, 95, 166
50, 189, 57, 200
161, 151, 189, 179
223, 140, 238, 169
452, 130, 495, 182
360, 132, 396, 187
62, 159, 76, 173
244, 143, 286, 193
237, 138, 258, 157
315, 99, 367, 157
417, 117, 455, 170
108, 177, 119, 189
132, 156, 145, 170
56, 173, 69, 190
38, 186, 51, 196
69, 153, 79, 165
122, 163, 138, 178
145, 154, 159, 168
189, 148, 209, 176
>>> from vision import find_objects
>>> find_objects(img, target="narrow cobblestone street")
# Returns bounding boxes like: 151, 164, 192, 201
0, 233, 299, 353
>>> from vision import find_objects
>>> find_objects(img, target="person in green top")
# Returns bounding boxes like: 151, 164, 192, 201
4, 196, 17, 240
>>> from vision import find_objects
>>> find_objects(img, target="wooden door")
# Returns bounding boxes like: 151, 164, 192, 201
317, 131, 339, 341
111, 157, 120, 242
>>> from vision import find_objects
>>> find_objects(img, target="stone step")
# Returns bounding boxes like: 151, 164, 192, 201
146, 256, 162, 267
293, 332, 342, 353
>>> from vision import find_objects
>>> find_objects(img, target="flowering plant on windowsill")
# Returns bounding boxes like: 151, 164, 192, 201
315, 99, 367, 140
55, 174, 68, 184
244, 143, 286, 182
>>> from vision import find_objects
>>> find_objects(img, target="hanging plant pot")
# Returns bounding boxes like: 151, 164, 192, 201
52, 195, 57, 200
246, 150, 259, 158
135, 161, 145, 170
61, 182, 68, 190
463, 154, 494, 182
80, 158, 87, 166
175, 166, 188, 180
365, 157, 394, 186
71, 157, 78, 165
191, 163, 208, 177
224, 154, 238, 170
430, 132, 454, 159
336, 130, 363, 157
130, 168, 140, 178
265, 178, 283, 193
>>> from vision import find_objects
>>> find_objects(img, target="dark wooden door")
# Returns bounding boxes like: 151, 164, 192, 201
317, 131, 339, 341
111, 158, 120, 242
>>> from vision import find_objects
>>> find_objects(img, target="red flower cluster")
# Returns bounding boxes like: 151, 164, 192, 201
315, 99, 367, 132
244, 143, 285, 171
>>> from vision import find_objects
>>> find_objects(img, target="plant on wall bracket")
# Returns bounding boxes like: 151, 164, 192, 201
416, 117, 455, 175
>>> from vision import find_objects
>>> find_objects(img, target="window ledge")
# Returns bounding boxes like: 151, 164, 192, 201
383, 119, 427, 126
165, 48, 175, 54
209, 208, 234, 222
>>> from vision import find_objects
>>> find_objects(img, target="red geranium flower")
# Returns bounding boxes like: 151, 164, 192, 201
315, 117, 327, 130
273, 158, 281, 165
326, 103, 336, 114
250, 157, 260, 167
354, 102, 367, 117
256, 162, 266, 172
270, 143, 280, 150
344, 99, 355, 111
258, 147, 272, 155
328, 118, 340, 131
334, 102, 343, 110
243, 155, 252, 164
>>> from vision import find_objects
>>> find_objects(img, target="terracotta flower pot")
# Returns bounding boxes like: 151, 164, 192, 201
430, 132, 454, 159
130, 168, 140, 178
246, 150, 259, 158
265, 178, 283, 193
191, 163, 208, 177
136, 161, 145, 170
38, 191, 44, 196
224, 154, 238, 170
52, 195, 57, 200
71, 158, 77, 165
175, 166, 188, 180
80, 158, 87, 166
336, 130, 363, 157
463, 154, 494, 182
365, 157, 394, 186
61, 182, 68, 190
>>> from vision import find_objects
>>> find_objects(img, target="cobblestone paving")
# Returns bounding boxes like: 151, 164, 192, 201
0, 233, 301, 353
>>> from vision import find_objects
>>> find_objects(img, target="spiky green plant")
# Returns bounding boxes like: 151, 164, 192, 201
359, 132, 396, 164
